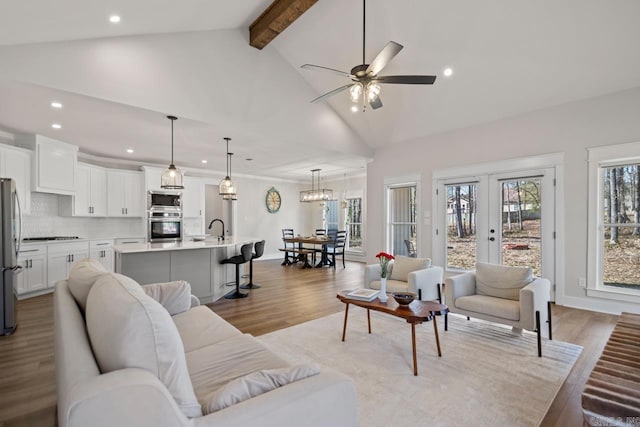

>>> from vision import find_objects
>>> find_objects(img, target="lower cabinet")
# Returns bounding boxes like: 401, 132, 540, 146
16, 246, 47, 295
47, 242, 90, 288
89, 240, 115, 272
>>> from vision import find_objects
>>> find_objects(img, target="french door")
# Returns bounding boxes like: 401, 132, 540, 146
435, 167, 556, 297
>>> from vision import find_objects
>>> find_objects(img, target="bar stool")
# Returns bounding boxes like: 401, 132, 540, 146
241, 240, 265, 290
221, 243, 253, 299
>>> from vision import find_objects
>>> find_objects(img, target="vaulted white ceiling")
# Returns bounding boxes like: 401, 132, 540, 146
0, 0, 639, 180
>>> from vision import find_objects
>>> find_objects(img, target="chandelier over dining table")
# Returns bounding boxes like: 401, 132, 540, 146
300, 169, 333, 202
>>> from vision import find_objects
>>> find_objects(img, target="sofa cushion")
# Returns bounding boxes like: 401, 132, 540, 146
187, 333, 290, 407
67, 258, 109, 312
86, 273, 202, 418
389, 256, 431, 281
142, 280, 192, 316
368, 279, 410, 294
475, 262, 533, 301
203, 364, 321, 414
173, 306, 241, 353
455, 295, 520, 321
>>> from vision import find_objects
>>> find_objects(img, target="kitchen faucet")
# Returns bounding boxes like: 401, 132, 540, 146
208, 218, 225, 240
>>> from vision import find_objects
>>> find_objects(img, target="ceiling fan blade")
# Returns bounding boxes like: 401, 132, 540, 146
365, 41, 403, 76
369, 95, 383, 110
375, 75, 437, 85
310, 84, 354, 103
301, 64, 353, 78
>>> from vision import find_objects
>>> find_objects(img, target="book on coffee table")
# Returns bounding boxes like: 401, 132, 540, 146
345, 288, 380, 301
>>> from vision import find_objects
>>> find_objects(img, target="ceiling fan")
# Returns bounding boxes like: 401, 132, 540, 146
301, 0, 436, 111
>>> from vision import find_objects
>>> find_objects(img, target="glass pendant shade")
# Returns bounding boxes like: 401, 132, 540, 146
219, 139, 237, 197
161, 115, 184, 189
219, 176, 236, 195
161, 164, 184, 189
300, 169, 333, 202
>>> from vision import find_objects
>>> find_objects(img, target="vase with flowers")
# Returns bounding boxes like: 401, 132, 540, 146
375, 252, 395, 302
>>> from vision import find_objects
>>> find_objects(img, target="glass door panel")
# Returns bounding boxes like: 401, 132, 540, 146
389, 186, 416, 257
445, 183, 478, 270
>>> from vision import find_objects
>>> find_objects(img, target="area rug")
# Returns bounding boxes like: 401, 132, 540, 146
257, 310, 582, 427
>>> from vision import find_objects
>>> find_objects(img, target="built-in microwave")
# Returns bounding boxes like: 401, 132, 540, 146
148, 211, 183, 242
147, 191, 182, 212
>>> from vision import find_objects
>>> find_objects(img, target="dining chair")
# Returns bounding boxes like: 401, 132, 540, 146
326, 230, 347, 269
281, 229, 296, 266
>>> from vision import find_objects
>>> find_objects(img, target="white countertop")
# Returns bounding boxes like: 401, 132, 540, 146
113, 237, 258, 254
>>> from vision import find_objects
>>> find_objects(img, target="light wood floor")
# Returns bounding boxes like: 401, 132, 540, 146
0, 259, 619, 426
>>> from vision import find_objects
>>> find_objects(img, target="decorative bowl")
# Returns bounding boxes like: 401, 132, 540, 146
393, 292, 417, 306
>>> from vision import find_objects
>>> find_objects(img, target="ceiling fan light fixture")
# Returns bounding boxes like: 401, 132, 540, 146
161, 115, 184, 189
366, 82, 381, 101
350, 83, 363, 102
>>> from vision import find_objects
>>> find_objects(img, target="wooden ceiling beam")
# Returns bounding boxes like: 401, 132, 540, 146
250, 0, 318, 50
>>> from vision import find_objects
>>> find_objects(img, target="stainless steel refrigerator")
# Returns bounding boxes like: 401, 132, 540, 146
1, 178, 22, 336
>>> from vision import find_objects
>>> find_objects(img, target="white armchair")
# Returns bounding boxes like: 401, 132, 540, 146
364, 256, 444, 302
444, 262, 552, 357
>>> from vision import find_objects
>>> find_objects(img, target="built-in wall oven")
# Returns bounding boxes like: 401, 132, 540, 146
147, 191, 183, 242
148, 211, 183, 242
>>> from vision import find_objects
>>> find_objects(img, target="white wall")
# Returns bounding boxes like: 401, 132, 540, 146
366, 87, 640, 314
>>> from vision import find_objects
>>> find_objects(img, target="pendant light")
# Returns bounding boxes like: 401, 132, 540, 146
222, 153, 237, 200
161, 115, 184, 189
219, 138, 236, 197
300, 169, 333, 202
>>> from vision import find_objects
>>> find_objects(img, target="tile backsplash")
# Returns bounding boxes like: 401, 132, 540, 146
23, 192, 145, 239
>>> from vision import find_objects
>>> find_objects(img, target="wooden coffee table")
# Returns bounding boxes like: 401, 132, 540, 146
337, 291, 448, 376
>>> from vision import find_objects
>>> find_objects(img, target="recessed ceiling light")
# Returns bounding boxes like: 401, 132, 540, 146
443, 67, 453, 77
51, 123, 62, 129
51, 102, 63, 109
201, 160, 208, 164
126, 149, 134, 153
350, 105, 358, 113
109, 15, 121, 23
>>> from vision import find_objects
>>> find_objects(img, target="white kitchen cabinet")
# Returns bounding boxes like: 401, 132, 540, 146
0, 145, 32, 215
89, 240, 114, 272
16, 134, 77, 195
142, 166, 165, 193
183, 176, 204, 218
68, 164, 107, 216
16, 245, 47, 296
107, 170, 144, 217
47, 242, 89, 288
114, 237, 146, 245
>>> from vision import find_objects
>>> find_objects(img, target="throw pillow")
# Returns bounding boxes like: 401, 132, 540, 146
389, 256, 431, 281
475, 262, 534, 300
67, 258, 109, 312
203, 364, 321, 414
142, 280, 192, 316
86, 273, 202, 418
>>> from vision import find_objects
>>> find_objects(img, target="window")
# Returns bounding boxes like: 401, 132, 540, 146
389, 185, 417, 257
588, 142, 640, 303
324, 200, 339, 232
346, 197, 363, 251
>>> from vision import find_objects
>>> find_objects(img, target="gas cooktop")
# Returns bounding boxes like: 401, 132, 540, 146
22, 236, 80, 242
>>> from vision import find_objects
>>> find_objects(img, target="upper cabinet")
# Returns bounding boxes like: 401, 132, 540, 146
107, 170, 144, 217
16, 135, 77, 196
183, 176, 204, 218
73, 164, 108, 216
0, 144, 31, 214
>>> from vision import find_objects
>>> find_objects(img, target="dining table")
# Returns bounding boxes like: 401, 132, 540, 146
283, 235, 333, 267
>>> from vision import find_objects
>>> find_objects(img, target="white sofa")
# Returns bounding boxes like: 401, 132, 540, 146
444, 262, 552, 356
55, 259, 357, 427
364, 256, 444, 301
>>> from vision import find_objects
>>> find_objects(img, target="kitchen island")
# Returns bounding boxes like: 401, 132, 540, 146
114, 237, 258, 303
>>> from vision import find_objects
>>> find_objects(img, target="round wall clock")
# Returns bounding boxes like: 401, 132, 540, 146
266, 187, 281, 213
